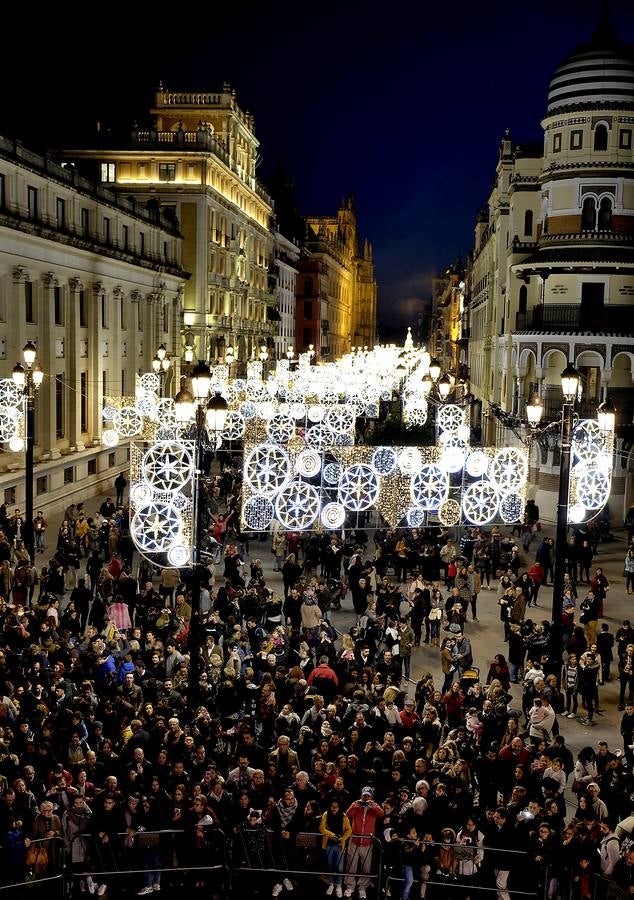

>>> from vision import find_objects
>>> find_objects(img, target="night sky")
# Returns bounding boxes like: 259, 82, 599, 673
2, 1, 634, 338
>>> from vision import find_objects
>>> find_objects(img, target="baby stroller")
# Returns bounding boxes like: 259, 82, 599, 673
459, 666, 480, 692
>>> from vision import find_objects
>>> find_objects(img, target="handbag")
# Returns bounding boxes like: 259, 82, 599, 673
26, 844, 48, 869
571, 779, 581, 794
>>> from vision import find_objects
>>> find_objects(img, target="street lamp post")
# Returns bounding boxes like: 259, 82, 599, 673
175, 363, 228, 717
12, 342, 43, 561
152, 344, 171, 396
527, 363, 581, 681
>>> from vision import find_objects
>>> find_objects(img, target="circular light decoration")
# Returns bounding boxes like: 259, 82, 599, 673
372, 447, 398, 475
326, 407, 356, 435
232, 377, 246, 392
437, 404, 464, 433
411, 465, 449, 511
156, 426, 177, 442
290, 402, 307, 421
267, 414, 295, 443
364, 403, 379, 419
171, 492, 188, 511
244, 443, 292, 498
112, 406, 142, 437
223, 383, 239, 405
246, 381, 268, 402
308, 404, 326, 423
0, 409, 18, 443
295, 449, 322, 478
489, 447, 528, 494
321, 502, 346, 530
457, 424, 471, 442
500, 493, 524, 524
0, 380, 23, 408
380, 389, 392, 401
573, 420, 608, 464
142, 442, 193, 494
406, 506, 426, 527
350, 399, 365, 417
243, 495, 275, 530
102, 429, 119, 447
136, 395, 157, 417
257, 401, 276, 420
438, 498, 461, 527
140, 373, 160, 394
275, 481, 320, 531
323, 462, 343, 485
404, 406, 427, 427
577, 466, 610, 510
338, 464, 380, 512
8, 436, 24, 452
239, 401, 257, 419
131, 483, 154, 506
466, 450, 489, 478
569, 503, 586, 524
156, 399, 177, 427
305, 423, 336, 449
398, 447, 423, 475
334, 433, 354, 446
167, 545, 191, 568
130, 500, 182, 553
462, 481, 500, 525
438, 437, 467, 474
222, 411, 246, 441
102, 405, 117, 422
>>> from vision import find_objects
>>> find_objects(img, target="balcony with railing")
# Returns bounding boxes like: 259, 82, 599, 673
515, 304, 634, 335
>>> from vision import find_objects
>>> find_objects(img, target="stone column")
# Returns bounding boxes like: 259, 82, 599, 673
39, 273, 58, 458
88, 282, 105, 439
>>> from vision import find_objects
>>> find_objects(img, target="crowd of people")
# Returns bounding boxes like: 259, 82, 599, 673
0, 477, 630, 900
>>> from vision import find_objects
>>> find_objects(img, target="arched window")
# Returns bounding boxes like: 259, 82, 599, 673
518, 285, 528, 314
594, 123, 608, 151
598, 197, 613, 231
581, 197, 597, 231
524, 210, 533, 237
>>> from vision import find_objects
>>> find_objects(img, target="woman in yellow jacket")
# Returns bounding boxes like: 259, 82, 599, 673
319, 797, 352, 897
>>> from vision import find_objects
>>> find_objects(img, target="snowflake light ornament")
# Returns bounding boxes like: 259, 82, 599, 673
275, 481, 320, 530
244, 444, 292, 498
338, 464, 380, 511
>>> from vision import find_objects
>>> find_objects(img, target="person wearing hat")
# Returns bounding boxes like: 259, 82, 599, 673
344, 786, 384, 898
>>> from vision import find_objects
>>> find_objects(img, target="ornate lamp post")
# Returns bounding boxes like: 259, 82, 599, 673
175, 363, 228, 717
12, 341, 43, 561
151, 344, 171, 396
527, 363, 581, 679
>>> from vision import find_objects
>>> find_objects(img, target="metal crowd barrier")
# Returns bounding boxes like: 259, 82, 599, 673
69, 825, 226, 894
383, 837, 543, 900
0, 835, 65, 897
232, 830, 382, 893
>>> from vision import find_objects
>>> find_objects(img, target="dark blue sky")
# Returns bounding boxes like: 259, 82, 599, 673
3, 0, 634, 335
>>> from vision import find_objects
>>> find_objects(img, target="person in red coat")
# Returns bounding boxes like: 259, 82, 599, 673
344, 786, 384, 898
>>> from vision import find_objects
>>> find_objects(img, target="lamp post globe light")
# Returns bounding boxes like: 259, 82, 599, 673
174, 363, 228, 717
12, 341, 43, 561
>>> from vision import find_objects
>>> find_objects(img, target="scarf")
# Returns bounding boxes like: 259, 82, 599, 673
277, 797, 298, 829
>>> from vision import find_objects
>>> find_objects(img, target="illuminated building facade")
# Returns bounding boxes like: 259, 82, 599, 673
467, 18, 634, 516
59, 84, 277, 367
302, 196, 377, 359
0, 134, 185, 514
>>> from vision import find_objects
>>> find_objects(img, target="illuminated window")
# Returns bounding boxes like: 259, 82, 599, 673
159, 164, 176, 182
100, 163, 116, 183
553, 133, 562, 152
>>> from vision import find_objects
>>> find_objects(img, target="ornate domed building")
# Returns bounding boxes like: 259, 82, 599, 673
468, 15, 634, 518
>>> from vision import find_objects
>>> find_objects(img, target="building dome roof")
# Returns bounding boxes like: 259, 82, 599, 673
547, 20, 634, 114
